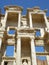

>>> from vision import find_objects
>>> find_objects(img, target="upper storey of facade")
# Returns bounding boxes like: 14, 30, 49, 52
0, 5, 49, 29
0, 5, 49, 40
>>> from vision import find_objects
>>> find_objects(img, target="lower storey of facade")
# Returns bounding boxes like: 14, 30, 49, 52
0, 37, 49, 65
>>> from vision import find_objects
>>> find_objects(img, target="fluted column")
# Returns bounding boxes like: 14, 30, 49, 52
30, 38, 37, 65
16, 37, 21, 65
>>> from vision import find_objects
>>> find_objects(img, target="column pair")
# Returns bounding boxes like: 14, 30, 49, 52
16, 37, 37, 65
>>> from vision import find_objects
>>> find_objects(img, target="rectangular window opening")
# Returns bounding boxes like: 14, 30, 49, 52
8, 28, 16, 34
35, 30, 41, 37
36, 56, 47, 61
36, 56, 48, 65
6, 46, 14, 57
35, 46, 45, 52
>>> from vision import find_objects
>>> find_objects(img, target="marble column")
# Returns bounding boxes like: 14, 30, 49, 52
46, 55, 49, 65
1, 61, 4, 65
0, 38, 2, 65
18, 12, 21, 28
0, 38, 2, 50
44, 14, 49, 28
29, 13, 33, 28
16, 37, 21, 65
3, 11, 8, 29
13, 61, 16, 65
40, 28, 44, 37
30, 38, 37, 65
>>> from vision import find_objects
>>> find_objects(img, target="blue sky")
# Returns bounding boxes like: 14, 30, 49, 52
0, 0, 49, 16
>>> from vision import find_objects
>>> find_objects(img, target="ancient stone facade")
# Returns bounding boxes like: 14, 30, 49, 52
0, 6, 49, 65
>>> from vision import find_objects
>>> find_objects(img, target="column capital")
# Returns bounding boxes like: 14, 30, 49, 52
30, 36, 35, 40
0, 37, 3, 39
16, 37, 21, 39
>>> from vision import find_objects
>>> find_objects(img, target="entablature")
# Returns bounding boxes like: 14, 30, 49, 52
2, 56, 15, 61
4, 5, 23, 11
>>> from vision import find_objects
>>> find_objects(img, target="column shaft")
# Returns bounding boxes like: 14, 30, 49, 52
16, 37, 21, 65
18, 13, 21, 28
44, 14, 49, 28
47, 56, 49, 65
1, 61, 4, 65
40, 28, 44, 37
31, 38, 37, 65
29, 13, 33, 28
0, 38, 2, 50
3, 11, 8, 28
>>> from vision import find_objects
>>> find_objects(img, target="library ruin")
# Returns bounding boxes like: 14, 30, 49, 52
0, 5, 49, 65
